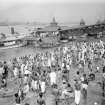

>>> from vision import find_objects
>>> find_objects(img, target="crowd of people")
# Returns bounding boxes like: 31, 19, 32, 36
0, 40, 105, 105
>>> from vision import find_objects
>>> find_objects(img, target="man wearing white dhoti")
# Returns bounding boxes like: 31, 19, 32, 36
40, 81, 46, 93
21, 64, 25, 76
24, 62, 29, 71
0, 65, 3, 76
14, 67, 19, 78
40, 71, 46, 93
48, 59, 51, 67
74, 80, 81, 105
49, 70, 56, 86
31, 78, 38, 91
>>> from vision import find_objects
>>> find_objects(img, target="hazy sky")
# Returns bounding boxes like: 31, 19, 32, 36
0, 0, 105, 24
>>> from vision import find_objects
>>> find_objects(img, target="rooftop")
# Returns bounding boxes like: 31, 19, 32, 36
37, 17, 70, 32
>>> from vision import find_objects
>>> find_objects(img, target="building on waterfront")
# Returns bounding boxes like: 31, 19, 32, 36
36, 17, 69, 38
32, 17, 105, 44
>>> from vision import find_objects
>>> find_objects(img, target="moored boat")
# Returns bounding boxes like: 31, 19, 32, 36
0, 35, 26, 50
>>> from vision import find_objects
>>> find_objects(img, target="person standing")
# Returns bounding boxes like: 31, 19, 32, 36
49, 69, 56, 87
2, 61, 8, 88
40, 71, 46, 94
40, 80, 46, 94
3, 61, 8, 79
81, 74, 88, 104
31, 77, 38, 92
75, 71, 81, 82
23, 83, 29, 97
15, 93, 21, 105
37, 93, 46, 105
74, 80, 81, 105
102, 67, 105, 97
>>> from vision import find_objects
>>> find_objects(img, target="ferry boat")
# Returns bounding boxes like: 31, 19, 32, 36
0, 35, 26, 50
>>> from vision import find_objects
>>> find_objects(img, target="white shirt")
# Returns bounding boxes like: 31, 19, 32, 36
24, 70, 31, 75
0, 67, 3, 75
50, 71, 56, 80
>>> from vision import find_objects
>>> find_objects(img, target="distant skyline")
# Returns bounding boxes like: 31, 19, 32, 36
0, 0, 105, 25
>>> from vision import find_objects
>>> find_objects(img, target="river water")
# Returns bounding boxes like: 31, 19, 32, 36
0, 25, 46, 61
0, 46, 51, 61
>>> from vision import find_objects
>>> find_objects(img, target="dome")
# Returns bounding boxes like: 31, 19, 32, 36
96, 19, 101, 24
50, 17, 58, 26
80, 19, 85, 26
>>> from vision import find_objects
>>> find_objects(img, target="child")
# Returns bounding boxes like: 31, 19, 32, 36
37, 93, 46, 105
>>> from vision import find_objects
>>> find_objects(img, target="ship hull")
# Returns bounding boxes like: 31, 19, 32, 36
0, 42, 26, 50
